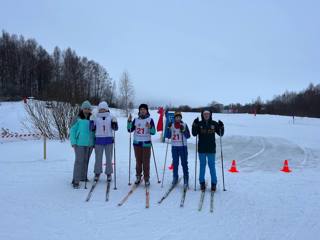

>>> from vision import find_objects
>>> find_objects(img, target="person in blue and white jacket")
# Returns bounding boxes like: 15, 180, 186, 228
90, 101, 118, 182
166, 111, 191, 188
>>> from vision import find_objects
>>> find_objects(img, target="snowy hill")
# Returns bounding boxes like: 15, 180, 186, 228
0, 101, 319, 240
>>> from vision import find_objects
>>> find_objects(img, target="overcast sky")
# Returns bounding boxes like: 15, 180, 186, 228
1, 0, 319, 106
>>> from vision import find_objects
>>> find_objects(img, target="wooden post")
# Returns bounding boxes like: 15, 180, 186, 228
43, 135, 47, 160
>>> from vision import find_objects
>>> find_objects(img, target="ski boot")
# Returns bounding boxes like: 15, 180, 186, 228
107, 174, 112, 182
145, 179, 150, 187
135, 176, 141, 185
172, 178, 178, 186
200, 182, 206, 191
73, 181, 80, 189
94, 174, 100, 182
183, 176, 189, 189
211, 183, 216, 192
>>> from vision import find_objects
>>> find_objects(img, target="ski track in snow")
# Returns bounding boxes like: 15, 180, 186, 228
239, 137, 266, 163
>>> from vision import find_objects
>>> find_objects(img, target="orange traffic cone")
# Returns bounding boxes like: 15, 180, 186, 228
281, 160, 292, 173
229, 160, 239, 173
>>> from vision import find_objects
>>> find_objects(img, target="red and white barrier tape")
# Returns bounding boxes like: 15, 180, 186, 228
1, 133, 42, 139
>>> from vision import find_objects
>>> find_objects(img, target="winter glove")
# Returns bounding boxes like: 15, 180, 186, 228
89, 114, 96, 121
111, 122, 117, 130
193, 117, 199, 127
168, 122, 173, 129
180, 124, 185, 132
218, 120, 224, 128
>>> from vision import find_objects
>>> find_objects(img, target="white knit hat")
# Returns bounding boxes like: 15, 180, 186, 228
98, 101, 109, 111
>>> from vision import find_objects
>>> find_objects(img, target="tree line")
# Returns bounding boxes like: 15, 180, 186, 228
1, 30, 319, 118
168, 84, 320, 118
225, 83, 320, 118
0, 30, 134, 113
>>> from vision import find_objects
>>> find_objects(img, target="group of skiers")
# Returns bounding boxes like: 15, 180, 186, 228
70, 100, 224, 192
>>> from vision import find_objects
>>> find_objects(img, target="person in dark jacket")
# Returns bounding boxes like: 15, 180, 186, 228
192, 109, 224, 192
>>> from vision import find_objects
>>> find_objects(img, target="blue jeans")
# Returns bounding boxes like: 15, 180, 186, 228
172, 146, 189, 183
199, 153, 217, 184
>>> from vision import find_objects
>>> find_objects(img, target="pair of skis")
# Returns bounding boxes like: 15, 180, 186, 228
85, 178, 112, 202
198, 188, 215, 213
158, 179, 214, 212
118, 178, 187, 208
86, 179, 214, 212
158, 178, 188, 208
118, 179, 150, 208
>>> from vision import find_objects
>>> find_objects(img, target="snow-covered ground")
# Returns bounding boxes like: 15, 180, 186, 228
1, 101, 319, 240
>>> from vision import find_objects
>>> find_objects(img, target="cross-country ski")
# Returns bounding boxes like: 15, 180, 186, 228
105, 180, 111, 202
118, 179, 144, 207
145, 185, 150, 208
210, 191, 215, 213
198, 189, 206, 211
85, 179, 99, 202
180, 187, 188, 208
158, 178, 182, 204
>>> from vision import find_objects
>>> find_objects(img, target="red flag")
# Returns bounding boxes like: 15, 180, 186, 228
168, 163, 174, 171
157, 107, 164, 132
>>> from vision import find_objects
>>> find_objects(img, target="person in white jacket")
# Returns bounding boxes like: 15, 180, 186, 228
90, 101, 118, 182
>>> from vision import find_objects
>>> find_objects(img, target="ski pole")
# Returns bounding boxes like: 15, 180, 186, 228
113, 130, 117, 190
128, 114, 133, 185
151, 144, 161, 183
180, 123, 188, 188
84, 148, 91, 189
84, 155, 88, 189
161, 138, 170, 188
219, 128, 226, 191
84, 160, 88, 189
194, 135, 198, 191
128, 131, 132, 185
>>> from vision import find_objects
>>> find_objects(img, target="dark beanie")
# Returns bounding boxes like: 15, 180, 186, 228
139, 103, 149, 112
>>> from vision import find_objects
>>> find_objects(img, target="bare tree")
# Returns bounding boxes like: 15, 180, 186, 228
110, 79, 117, 107
23, 100, 56, 138
23, 99, 79, 140
118, 71, 135, 116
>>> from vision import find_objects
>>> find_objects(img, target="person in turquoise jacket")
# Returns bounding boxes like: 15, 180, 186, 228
70, 100, 95, 189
